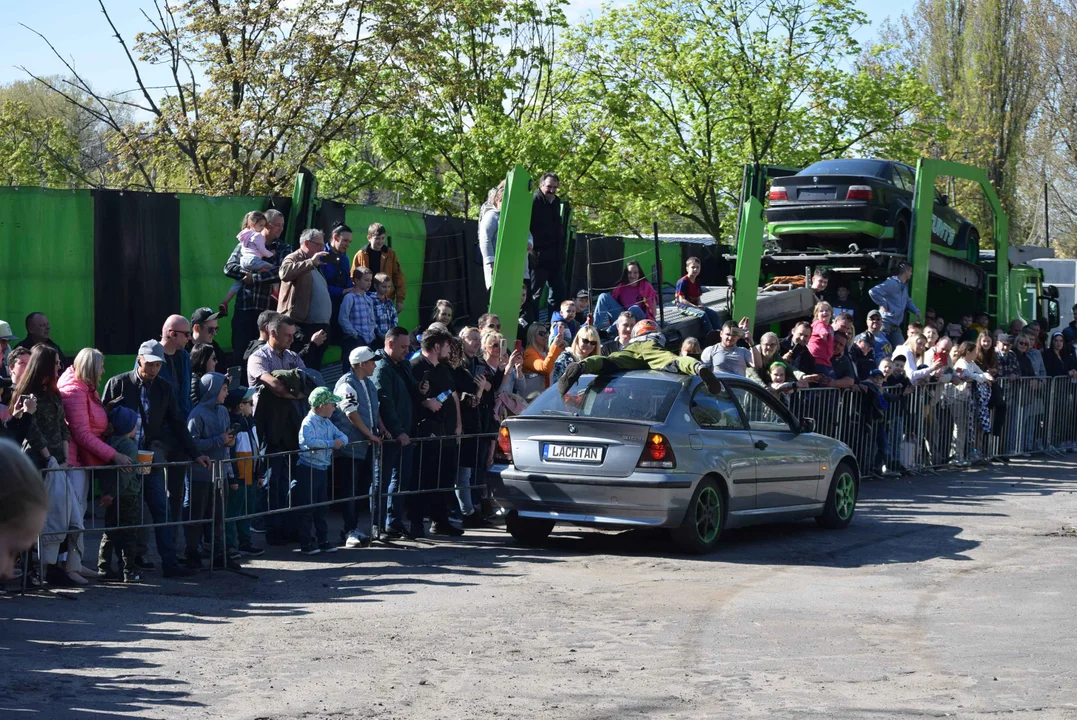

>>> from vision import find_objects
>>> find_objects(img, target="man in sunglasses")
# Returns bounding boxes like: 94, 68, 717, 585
157, 314, 195, 420
190, 307, 229, 369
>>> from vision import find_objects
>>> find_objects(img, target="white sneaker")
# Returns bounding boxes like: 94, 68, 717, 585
344, 530, 367, 548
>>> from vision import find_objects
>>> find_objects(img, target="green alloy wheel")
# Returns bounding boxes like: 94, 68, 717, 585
818, 462, 858, 529
673, 477, 724, 554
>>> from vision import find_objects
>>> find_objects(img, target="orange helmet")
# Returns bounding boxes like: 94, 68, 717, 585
632, 319, 659, 338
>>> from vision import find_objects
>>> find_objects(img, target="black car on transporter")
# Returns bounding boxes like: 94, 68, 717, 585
765, 158, 980, 257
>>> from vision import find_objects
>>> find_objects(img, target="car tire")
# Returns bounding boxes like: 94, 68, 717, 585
671, 477, 724, 554
892, 215, 910, 250
816, 462, 858, 529
505, 512, 554, 546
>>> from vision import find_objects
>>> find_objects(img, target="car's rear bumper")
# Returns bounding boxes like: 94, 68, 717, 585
488, 466, 694, 528
766, 204, 892, 237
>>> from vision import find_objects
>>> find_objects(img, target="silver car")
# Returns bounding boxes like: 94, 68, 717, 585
489, 370, 860, 553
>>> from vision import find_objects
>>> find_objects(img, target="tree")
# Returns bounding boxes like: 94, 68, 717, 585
20, 0, 428, 195
0, 99, 83, 187
563, 0, 945, 240
318, 0, 584, 217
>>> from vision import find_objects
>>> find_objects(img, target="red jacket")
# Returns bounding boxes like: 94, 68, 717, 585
58, 366, 116, 467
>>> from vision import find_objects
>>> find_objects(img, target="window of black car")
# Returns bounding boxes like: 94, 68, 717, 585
797, 159, 889, 178
893, 164, 916, 192
728, 384, 798, 433
526, 375, 682, 423
690, 385, 746, 430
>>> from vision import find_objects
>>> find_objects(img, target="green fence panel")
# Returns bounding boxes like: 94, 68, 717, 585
621, 238, 680, 288
0, 187, 95, 356
344, 205, 427, 330
178, 194, 262, 353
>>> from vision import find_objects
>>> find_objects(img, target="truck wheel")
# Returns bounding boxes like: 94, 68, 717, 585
506, 512, 554, 546
672, 477, 724, 554
816, 462, 858, 529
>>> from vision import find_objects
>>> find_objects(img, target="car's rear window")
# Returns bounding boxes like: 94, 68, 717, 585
797, 159, 889, 178
525, 375, 682, 423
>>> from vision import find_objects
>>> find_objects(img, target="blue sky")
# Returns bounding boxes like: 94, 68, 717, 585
0, 0, 917, 91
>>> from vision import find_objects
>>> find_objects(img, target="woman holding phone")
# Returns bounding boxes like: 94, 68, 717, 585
521, 322, 566, 399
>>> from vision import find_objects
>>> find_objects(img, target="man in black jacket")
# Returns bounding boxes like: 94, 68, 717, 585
372, 326, 420, 539
529, 171, 568, 310
102, 340, 210, 578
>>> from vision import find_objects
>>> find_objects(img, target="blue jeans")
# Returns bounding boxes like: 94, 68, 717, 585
456, 467, 475, 516
381, 442, 414, 530
594, 293, 647, 330
142, 468, 178, 567
883, 322, 905, 349
677, 303, 720, 334
265, 452, 298, 539
292, 464, 328, 546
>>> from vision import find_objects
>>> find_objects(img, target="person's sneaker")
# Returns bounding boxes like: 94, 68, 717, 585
344, 530, 369, 548
96, 568, 122, 582
557, 362, 585, 395
185, 555, 204, 570
462, 513, 491, 529
123, 571, 143, 584
134, 556, 156, 572
697, 366, 722, 395
408, 523, 426, 540
249, 520, 266, 534
430, 521, 465, 537
318, 542, 339, 554
300, 544, 321, 556
383, 520, 408, 539
227, 547, 242, 561
212, 556, 243, 571
162, 564, 198, 578
237, 543, 264, 557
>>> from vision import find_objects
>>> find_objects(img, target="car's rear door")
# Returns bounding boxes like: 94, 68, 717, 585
687, 384, 757, 511
726, 381, 824, 509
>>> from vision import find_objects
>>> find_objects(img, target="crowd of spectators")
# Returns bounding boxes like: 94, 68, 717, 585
3, 174, 1077, 590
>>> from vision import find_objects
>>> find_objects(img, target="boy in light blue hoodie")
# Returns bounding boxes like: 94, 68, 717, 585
185, 372, 236, 570
296, 386, 349, 555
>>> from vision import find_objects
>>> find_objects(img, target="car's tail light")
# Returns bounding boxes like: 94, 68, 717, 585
638, 432, 675, 469
768, 186, 788, 201
495, 425, 512, 463
846, 185, 872, 200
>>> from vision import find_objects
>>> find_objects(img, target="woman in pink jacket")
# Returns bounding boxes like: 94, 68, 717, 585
58, 349, 134, 583
594, 260, 659, 330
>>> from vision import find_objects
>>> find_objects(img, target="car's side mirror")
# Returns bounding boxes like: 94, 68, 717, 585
800, 417, 815, 434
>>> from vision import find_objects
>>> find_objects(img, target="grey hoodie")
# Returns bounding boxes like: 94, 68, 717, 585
187, 372, 233, 483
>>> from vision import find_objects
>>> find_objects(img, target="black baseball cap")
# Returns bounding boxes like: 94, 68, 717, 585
190, 307, 220, 325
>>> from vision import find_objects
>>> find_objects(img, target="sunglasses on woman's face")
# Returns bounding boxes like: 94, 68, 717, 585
579, 339, 596, 346
537, 330, 548, 338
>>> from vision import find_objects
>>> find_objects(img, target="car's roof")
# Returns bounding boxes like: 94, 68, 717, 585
585, 369, 753, 385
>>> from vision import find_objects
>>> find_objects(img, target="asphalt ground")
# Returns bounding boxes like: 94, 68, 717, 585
3, 458, 1076, 719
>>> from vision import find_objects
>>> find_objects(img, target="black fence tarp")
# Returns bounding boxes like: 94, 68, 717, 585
93, 190, 181, 354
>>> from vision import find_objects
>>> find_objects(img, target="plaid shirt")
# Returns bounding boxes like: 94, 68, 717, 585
224, 239, 291, 312
372, 295, 398, 338
998, 350, 1020, 378
340, 292, 376, 343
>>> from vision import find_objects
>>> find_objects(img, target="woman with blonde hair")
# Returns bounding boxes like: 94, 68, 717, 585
552, 325, 601, 384
520, 321, 566, 399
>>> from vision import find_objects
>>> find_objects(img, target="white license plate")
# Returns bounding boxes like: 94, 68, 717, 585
542, 443, 603, 464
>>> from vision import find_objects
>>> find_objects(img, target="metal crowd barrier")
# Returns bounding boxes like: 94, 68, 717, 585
26, 432, 499, 585
791, 375, 1077, 478
16, 375, 1077, 590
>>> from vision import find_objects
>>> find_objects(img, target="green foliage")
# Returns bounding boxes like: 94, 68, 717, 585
565, 0, 947, 240
0, 99, 83, 187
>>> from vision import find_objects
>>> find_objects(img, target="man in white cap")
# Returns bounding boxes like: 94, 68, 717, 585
0, 320, 17, 380
332, 346, 385, 546
102, 340, 210, 578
